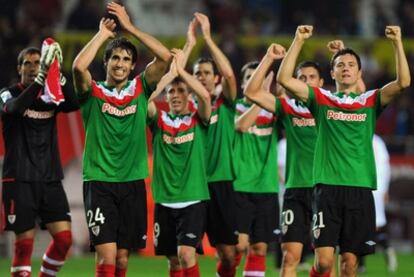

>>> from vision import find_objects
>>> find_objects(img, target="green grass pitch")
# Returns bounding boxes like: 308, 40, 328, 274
1, 253, 413, 276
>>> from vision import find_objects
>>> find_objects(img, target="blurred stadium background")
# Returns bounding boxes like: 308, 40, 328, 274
0, 0, 414, 275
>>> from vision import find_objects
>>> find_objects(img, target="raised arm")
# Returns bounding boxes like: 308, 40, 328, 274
235, 105, 262, 132
72, 18, 116, 95
194, 12, 237, 101
182, 18, 198, 67
327, 40, 366, 92
147, 58, 179, 118
174, 49, 211, 122
2, 44, 60, 114
244, 44, 285, 113
380, 26, 411, 106
277, 25, 313, 102
107, 2, 172, 87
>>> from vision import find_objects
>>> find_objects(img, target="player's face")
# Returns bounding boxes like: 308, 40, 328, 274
241, 68, 255, 90
297, 66, 324, 87
18, 53, 41, 86
193, 62, 218, 95
331, 54, 361, 86
105, 47, 136, 84
166, 82, 190, 115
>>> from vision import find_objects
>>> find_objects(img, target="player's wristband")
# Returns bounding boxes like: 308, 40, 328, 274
34, 71, 46, 86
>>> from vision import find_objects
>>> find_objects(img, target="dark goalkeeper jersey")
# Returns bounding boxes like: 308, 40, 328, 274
0, 83, 78, 182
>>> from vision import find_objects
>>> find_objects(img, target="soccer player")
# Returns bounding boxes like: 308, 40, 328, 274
72, 2, 171, 276
244, 44, 319, 277
147, 49, 211, 277
1, 42, 78, 276
276, 25, 410, 277
191, 12, 239, 277
234, 62, 281, 277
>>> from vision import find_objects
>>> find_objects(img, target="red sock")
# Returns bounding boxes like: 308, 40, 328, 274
39, 230, 72, 277
115, 267, 127, 277
310, 266, 331, 277
11, 238, 34, 277
243, 254, 265, 277
183, 264, 200, 277
96, 264, 116, 277
170, 268, 183, 277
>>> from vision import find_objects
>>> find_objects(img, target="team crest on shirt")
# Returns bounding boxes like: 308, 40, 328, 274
8, 215, 16, 224
313, 228, 320, 239
91, 226, 100, 236
282, 225, 288, 235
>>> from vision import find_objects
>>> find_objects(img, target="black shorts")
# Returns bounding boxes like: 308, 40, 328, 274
312, 184, 376, 256
83, 180, 147, 251
235, 191, 280, 244
154, 202, 206, 256
206, 181, 238, 246
2, 180, 71, 234
281, 188, 313, 244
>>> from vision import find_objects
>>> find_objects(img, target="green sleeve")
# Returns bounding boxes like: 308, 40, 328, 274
306, 85, 318, 117
140, 72, 156, 99
275, 97, 283, 118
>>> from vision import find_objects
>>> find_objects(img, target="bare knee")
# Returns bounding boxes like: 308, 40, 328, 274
282, 249, 301, 269
217, 244, 236, 268
167, 256, 181, 271
178, 246, 196, 268
249, 243, 267, 256
340, 253, 358, 277
116, 251, 129, 269
316, 255, 334, 273
95, 243, 117, 265
236, 234, 249, 254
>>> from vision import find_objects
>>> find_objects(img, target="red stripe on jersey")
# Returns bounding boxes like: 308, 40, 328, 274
255, 114, 275, 126
10, 200, 15, 214
157, 111, 198, 136
280, 97, 313, 118
313, 87, 377, 110
91, 75, 143, 106
212, 95, 224, 112
2, 178, 15, 182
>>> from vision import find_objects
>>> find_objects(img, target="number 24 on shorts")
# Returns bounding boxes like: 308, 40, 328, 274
87, 207, 106, 227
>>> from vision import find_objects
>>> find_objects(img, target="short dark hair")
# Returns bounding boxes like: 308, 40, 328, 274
17, 47, 41, 66
194, 57, 219, 75
330, 48, 361, 70
103, 37, 138, 64
170, 76, 185, 85
166, 77, 187, 92
241, 61, 259, 77
295, 61, 322, 78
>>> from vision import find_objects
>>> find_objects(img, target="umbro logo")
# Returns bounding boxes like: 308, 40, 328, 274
365, 240, 376, 246
185, 233, 197, 239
